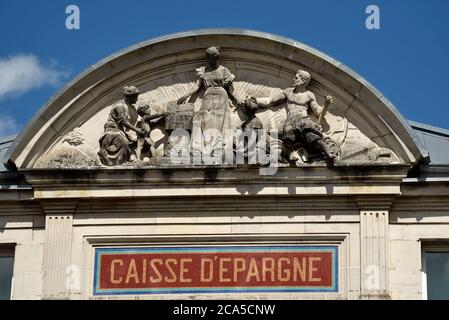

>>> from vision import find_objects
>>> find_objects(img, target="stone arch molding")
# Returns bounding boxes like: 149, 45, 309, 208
6, 29, 426, 169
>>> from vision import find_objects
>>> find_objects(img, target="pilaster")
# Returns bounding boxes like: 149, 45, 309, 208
357, 197, 393, 299
41, 201, 76, 299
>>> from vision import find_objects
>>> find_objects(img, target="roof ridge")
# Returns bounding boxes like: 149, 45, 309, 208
408, 120, 449, 138
0, 134, 17, 145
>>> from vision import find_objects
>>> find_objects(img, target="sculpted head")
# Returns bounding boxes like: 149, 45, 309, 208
137, 104, 151, 117
123, 85, 140, 104
206, 46, 221, 64
294, 70, 311, 87
244, 96, 259, 115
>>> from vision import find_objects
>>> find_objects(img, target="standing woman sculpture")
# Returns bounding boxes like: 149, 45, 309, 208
177, 47, 243, 157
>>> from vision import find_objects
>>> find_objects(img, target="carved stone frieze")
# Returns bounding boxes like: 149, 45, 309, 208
34, 47, 401, 169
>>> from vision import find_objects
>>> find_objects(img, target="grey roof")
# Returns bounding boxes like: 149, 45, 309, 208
408, 121, 449, 165
0, 135, 17, 172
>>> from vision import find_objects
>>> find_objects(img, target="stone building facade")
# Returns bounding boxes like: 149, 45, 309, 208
0, 30, 448, 300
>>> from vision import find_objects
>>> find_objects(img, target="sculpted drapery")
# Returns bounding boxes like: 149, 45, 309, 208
177, 47, 243, 159
98, 86, 143, 166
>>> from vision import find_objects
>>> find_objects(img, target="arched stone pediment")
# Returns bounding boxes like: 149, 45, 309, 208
5, 29, 426, 170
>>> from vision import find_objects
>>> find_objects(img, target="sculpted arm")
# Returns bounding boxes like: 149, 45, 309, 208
114, 104, 145, 135
226, 82, 245, 106
141, 112, 170, 122
308, 92, 323, 117
120, 118, 144, 135
309, 92, 333, 120
256, 92, 287, 108
177, 78, 202, 104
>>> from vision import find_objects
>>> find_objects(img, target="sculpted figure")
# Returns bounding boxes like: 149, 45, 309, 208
241, 96, 263, 130
255, 70, 336, 163
135, 105, 169, 162
239, 97, 265, 163
98, 86, 145, 166
177, 46, 243, 157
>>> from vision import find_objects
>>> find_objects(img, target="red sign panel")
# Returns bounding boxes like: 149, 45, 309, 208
93, 246, 338, 295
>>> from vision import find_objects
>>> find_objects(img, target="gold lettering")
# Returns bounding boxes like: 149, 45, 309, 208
164, 259, 178, 283
278, 258, 291, 282
201, 258, 213, 282
180, 259, 192, 283
245, 258, 261, 282
142, 259, 147, 284
219, 258, 232, 283
293, 257, 306, 282
110, 259, 123, 284
262, 257, 275, 282
149, 259, 163, 283
309, 257, 322, 282
233, 258, 246, 282
125, 259, 139, 284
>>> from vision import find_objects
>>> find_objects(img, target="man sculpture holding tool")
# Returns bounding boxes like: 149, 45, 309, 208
253, 69, 337, 163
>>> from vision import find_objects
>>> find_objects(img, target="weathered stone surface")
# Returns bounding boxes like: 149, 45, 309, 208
7, 31, 423, 170
1, 30, 448, 301
33, 74, 402, 168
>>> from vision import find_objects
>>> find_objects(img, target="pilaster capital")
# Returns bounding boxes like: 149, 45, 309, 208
40, 200, 77, 216
355, 196, 395, 211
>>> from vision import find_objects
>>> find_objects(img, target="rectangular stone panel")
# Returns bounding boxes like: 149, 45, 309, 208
93, 245, 338, 296
165, 102, 194, 130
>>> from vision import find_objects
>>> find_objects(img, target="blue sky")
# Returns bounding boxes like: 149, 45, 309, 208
0, 0, 448, 137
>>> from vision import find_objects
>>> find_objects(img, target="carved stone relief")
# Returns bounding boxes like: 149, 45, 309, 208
34, 47, 401, 169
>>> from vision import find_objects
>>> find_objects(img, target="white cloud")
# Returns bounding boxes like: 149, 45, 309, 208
0, 54, 68, 99
0, 116, 18, 137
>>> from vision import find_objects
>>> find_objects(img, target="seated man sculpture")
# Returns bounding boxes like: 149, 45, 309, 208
98, 86, 145, 166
